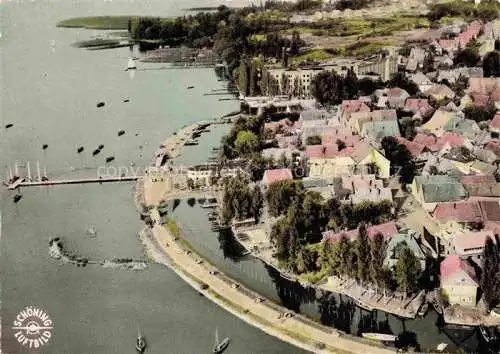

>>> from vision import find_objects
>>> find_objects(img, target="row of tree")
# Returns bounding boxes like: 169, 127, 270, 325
321, 227, 422, 296
221, 174, 263, 224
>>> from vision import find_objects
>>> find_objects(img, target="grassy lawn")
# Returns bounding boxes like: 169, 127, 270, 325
57, 16, 138, 29
57, 16, 171, 30
342, 40, 395, 57
291, 48, 335, 63
293, 16, 429, 39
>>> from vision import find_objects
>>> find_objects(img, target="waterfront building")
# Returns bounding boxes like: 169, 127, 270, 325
384, 231, 427, 271
440, 255, 478, 307
261, 168, 293, 186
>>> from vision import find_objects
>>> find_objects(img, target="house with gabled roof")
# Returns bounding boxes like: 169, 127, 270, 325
490, 112, 500, 134
322, 221, 398, 243
396, 137, 427, 159
340, 100, 370, 120
468, 78, 500, 108
360, 120, 401, 142
404, 98, 434, 118
424, 84, 456, 101
262, 168, 293, 186
411, 72, 433, 92
411, 175, 468, 211
375, 88, 410, 109
420, 109, 458, 137
306, 145, 356, 178
454, 230, 494, 266
349, 109, 397, 134
440, 255, 478, 307
384, 231, 426, 271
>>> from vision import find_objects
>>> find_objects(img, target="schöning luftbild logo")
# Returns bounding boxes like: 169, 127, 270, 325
12, 306, 53, 349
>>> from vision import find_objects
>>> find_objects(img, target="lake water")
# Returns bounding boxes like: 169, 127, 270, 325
0, 1, 491, 353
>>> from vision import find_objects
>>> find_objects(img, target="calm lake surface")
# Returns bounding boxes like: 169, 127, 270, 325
0, 1, 491, 353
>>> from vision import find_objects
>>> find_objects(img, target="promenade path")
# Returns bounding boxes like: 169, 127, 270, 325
148, 214, 396, 354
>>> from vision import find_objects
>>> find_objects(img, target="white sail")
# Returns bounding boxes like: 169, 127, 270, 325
127, 58, 136, 70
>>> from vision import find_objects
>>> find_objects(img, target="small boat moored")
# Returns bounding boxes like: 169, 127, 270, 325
5, 123, 13, 129
92, 149, 101, 156
13, 194, 23, 203
213, 327, 230, 354
417, 302, 428, 317
98, 144, 104, 150
361, 333, 397, 342
77, 146, 84, 153
187, 86, 194, 89
96, 102, 105, 108
105, 156, 115, 163
118, 130, 125, 136
42, 144, 49, 150
136, 329, 146, 353
127, 58, 137, 71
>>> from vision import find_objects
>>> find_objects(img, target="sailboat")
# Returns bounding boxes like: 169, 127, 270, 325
136, 329, 146, 353
212, 327, 230, 354
127, 58, 137, 71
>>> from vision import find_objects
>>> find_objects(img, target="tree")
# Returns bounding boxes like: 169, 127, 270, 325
238, 59, 250, 96
395, 248, 421, 296
344, 68, 359, 99
388, 72, 419, 96
481, 235, 500, 311
266, 180, 304, 217
454, 47, 480, 67
306, 135, 322, 145
483, 51, 500, 78
250, 185, 264, 222
356, 224, 371, 283
234, 130, 260, 155
370, 232, 386, 290
381, 136, 416, 183
336, 139, 346, 151
463, 103, 496, 122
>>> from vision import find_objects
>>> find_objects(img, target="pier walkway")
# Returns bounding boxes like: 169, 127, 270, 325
7, 176, 139, 189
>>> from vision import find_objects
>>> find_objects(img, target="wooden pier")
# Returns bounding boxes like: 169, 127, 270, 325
6, 176, 140, 189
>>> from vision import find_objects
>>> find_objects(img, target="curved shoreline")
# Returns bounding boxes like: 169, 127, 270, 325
133, 117, 396, 353
138, 215, 395, 354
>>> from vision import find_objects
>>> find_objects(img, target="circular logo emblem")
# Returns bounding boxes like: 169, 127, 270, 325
12, 306, 53, 349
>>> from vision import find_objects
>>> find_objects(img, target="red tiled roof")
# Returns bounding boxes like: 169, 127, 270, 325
404, 98, 433, 116
461, 175, 497, 185
396, 137, 426, 158
478, 200, 500, 222
341, 100, 370, 114
439, 39, 458, 49
471, 93, 490, 107
486, 140, 500, 157
440, 254, 476, 281
323, 221, 397, 243
433, 132, 463, 151
455, 230, 494, 253
262, 168, 293, 185
321, 132, 361, 146
413, 132, 436, 147
305, 144, 355, 159
490, 112, 500, 129
433, 201, 483, 222
469, 78, 500, 102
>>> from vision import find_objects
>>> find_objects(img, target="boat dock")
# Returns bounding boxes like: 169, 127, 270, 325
6, 176, 140, 189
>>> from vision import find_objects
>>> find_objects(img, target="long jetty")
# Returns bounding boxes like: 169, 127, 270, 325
7, 176, 139, 189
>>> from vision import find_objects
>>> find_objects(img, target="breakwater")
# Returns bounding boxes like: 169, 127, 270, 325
49, 237, 147, 271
